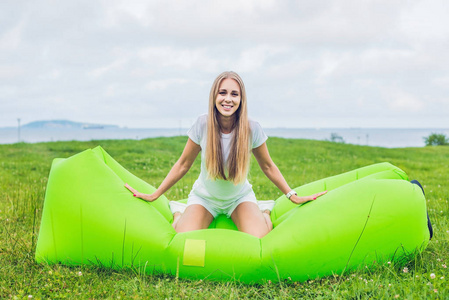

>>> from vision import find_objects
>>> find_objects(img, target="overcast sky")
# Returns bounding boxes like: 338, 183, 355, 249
1, 0, 448, 129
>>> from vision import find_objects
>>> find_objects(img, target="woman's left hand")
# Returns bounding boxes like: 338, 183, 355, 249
124, 183, 159, 202
289, 191, 327, 204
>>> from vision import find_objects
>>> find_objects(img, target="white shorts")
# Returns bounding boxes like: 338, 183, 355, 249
168, 198, 276, 218
187, 192, 258, 218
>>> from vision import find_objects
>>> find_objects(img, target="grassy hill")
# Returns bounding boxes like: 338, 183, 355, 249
0, 138, 448, 298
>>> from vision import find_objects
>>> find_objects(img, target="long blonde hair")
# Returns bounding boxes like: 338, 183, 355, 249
206, 71, 251, 184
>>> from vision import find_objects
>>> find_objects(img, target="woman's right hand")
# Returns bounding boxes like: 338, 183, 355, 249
124, 183, 159, 202
289, 191, 327, 204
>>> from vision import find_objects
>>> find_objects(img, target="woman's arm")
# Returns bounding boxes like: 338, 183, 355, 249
252, 142, 326, 204
125, 138, 201, 201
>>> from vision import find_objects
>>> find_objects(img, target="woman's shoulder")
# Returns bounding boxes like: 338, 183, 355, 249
197, 114, 208, 122
190, 114, 208, 131
248, 117, 268, 147
194, 114, 208, 128
188, 114, 208, 143
248, 117, 263, 131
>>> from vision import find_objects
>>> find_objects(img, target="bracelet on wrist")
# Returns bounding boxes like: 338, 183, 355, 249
285, 190, 297, 199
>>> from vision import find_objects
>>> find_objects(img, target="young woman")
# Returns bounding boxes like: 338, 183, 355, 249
125, 71, 326, 238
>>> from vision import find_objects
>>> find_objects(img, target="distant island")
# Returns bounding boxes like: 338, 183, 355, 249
22, 120, 119, 130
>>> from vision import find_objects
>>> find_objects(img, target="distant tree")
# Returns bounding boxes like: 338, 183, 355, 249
328, 133, 345, 143
424, 133, 449, 146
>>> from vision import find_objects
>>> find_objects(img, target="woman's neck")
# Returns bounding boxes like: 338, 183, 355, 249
218, 115, 236, 134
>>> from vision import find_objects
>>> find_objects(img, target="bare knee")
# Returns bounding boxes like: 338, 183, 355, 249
246, 227, 270, 238
231, 202, 272, 238
173, 205, 213, 233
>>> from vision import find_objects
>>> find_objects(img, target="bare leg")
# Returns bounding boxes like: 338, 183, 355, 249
231, 202, 272, 238
173, 204, 214, 233
262, 209, 273, 232
172, 212, 182, 229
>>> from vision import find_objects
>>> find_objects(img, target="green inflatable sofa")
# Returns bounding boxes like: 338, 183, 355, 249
35, 146, 432, 283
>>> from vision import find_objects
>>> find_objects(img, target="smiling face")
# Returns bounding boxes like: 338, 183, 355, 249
215, 78, 241, 120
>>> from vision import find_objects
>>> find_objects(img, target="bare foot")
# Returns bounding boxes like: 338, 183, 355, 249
262, 209, 273, 232
172, 212, 182, 230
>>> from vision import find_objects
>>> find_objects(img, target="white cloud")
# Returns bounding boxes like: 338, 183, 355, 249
145, 78, 188, 91
0, 64, 25, 79
432, 77, 449, 88
314, 52, 351, 85
37, 69, 61, 80
138, 46, 220, 72
233, 46, 290, 73
100, 0, 153, 27
0, 17, 25, 51
384, 88, 425, 112
1, 0, 449, 129
399, 0, 449, 42
88, 58, 128, 79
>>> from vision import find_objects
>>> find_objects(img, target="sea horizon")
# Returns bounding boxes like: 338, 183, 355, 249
1, 126, 449, 148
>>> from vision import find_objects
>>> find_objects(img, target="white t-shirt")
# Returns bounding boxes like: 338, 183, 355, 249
187, 114, 268, 201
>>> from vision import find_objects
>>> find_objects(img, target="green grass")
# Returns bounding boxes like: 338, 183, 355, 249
1, 137, 448, 299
